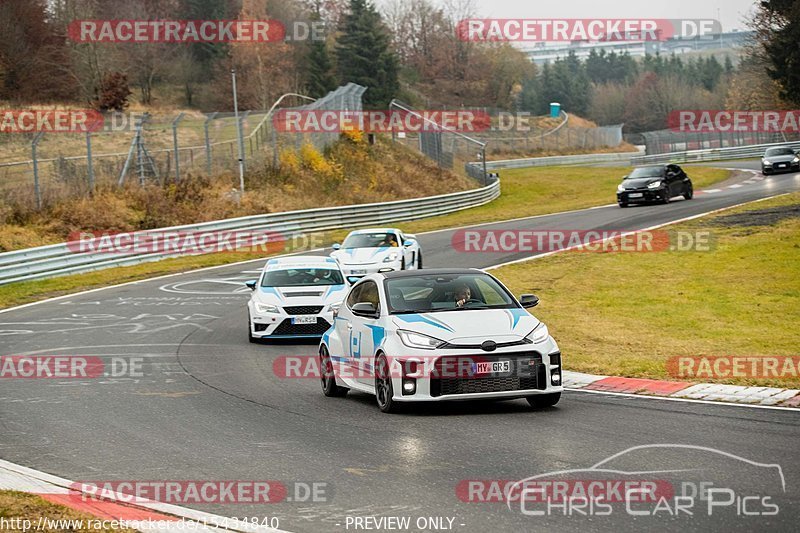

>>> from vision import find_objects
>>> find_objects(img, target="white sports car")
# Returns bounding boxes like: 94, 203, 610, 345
319, 268, 563, 413
246, 256, 348, 340
330, 228, 421, 281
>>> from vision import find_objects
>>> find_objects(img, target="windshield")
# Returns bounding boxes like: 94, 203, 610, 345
342, 232, 399, 248
627, 167, 664, 179
765, 148, 795, 157
385, 273, 517, 313
261, 268, 344, 287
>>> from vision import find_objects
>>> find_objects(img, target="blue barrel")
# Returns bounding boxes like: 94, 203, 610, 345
550, 102, 561, 118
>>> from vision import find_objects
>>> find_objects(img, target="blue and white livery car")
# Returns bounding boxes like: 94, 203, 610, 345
246, 256, 348, 340
330, 228, 421, 281
319, 268, 563, 413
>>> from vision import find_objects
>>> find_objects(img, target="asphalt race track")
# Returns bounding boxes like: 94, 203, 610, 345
1, 161, 799, 532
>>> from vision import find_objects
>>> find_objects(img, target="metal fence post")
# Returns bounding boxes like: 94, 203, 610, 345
204, 112, 217, 174
172, 112, 185, 182
31, 132, 44, 210
85, 131, 95, 193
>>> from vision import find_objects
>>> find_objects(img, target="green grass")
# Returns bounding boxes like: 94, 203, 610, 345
0, 165, 732, 310
492, 192, 800, 388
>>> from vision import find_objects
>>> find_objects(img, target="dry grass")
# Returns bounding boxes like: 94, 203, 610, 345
0, 490, 137, 532
0, 134, 474, 251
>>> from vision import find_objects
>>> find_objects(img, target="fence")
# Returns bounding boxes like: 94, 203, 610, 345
477, 122, 624, 158
631, 140, 800, 165
0, 84, 366, 210
388, 99, 489, 183
636, 128, 800, 156
0, 179, 500, 285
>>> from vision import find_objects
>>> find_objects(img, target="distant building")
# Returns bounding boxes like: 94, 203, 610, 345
522, 31, 752, 65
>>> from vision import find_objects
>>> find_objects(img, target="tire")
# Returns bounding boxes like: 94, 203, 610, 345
660, 188, 671, 204
618, 201, 628, 208
401, 256, 406, 270
417, 251, 423, 269
526, 392, 561, 409
320, 346, 348, 397
683, 183, 693, 200
248, 313, 257, 343
374, 354, 399, 413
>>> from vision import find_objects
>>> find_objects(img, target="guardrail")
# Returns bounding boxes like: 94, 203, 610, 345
631, 141, 800, 165
479, 150, 642, 171
0, 180, 500, 285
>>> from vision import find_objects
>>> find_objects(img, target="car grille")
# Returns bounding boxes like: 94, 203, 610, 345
273, 318, 331, 336
283, 305, 324, 315
430, 352, 546, 397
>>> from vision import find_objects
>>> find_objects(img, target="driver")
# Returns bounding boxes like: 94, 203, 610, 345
380, 233, 399, 247
455, 284, 471, 308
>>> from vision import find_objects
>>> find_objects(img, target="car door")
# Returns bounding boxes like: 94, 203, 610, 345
334, 283, 362, 373
397, 231, 415, 268
351, 280, 381, 385
665, 165, 681, 196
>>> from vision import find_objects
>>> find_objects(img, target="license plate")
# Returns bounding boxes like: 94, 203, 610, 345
778, 163, 787, 168
628, 193, 643, 198
292, 316, 317, 325
474, 361, 510, 375
350, 269, 367, 276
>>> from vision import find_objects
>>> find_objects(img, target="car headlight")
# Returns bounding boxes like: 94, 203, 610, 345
255, 303, 280, 314
525, 323, 550, 344
383, 252, 400, 263
617, 183, 626, 193
763, 160, 773, 166
647, 180, 663, 189
397, 330, 445, 350
793, 157, 799, 164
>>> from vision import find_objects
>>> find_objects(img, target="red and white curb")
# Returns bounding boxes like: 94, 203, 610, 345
563, 371, 800, 408
0, 459, 286, 532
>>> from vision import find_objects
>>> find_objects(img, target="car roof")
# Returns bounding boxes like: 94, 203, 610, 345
381, 268, 482, 279
348, 228, 400, 235
264, 255, 338, 270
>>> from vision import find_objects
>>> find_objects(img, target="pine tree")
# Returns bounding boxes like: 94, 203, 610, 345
335, 0, 399, 108
306, 37, 337, 98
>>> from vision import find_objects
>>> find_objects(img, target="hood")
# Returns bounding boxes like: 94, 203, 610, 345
763, 154, 797, 163
391, 309, 538, 344
622, 177, 662, 189
331, 247, 399, 265
255, 284, 348, 307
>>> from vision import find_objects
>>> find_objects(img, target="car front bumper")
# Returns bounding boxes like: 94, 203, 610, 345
762, 162, 799, 174
249, 305, 334, 338
617, 188, 669, 204
340, 262, 402, 279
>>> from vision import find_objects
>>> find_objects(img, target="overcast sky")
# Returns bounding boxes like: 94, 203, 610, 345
430, 0, 758, 33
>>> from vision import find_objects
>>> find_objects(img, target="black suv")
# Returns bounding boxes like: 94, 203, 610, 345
616, 164, 693, 208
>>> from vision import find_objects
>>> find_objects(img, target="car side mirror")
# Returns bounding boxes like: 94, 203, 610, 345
332, 243, 341, 250
346, 276, 361, 285
351, 302, 379, 318
245, 280, 257, 291
403, 240, 413, 247
519, 294, 539, 308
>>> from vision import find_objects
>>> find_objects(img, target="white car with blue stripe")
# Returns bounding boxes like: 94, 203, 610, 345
319, 268, 563, 413
330, 228, 421, 281
246, 256, 348, 340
